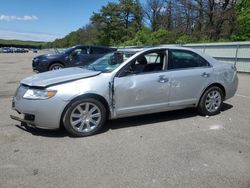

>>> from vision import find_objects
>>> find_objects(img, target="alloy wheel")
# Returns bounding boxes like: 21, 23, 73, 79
70, 102, 102, 133
205, 90, 222, 113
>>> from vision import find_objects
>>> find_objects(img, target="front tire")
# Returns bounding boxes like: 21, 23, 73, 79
63, 98, 106, 137
49, 63, 64, 71
198, 86, 223, 116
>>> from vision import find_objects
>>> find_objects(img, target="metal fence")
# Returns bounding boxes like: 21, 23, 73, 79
183, 42, 250, 73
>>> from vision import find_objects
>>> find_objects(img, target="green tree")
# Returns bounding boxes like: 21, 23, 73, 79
234, 0, 250, 40
91, 3, 123, 45
91, 0, 143, 45
121, 27, 176, 46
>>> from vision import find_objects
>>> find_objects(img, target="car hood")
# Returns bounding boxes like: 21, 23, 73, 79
35, 54, 62, 59
21, 68, 101, 87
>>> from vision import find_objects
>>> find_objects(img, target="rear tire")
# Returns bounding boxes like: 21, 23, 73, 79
63, 98, 106, 137
198, 86, 223, 116
49, 63, 64, 71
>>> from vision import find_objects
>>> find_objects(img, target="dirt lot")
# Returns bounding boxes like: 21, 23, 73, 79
0, 52, 250, 188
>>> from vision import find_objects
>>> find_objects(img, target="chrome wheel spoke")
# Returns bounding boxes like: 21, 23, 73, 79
86, 121, 91, 131
90, 113, 101, 118
206, 99, 211, 104
214, 93, 219, 98
89, 118, 96, 125
78, 121, 85, 131
208, 103, 212, 110
205, 90, 222, 113
85, 103, 90, 112
72, 119, 82, 127
77, 106, 85, 114
70, 102, 102, 133
71, 113, 81, 118
89, 106, 97, 114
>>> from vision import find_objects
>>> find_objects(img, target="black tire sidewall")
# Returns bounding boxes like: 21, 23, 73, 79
63, 98, 106, 137
198, 86, 223, 116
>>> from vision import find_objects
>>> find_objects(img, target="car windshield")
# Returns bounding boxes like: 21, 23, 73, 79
86, 51, 135, 73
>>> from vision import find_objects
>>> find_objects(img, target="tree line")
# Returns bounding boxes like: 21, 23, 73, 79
0, 39, 45, 49
44, 0, 250, 48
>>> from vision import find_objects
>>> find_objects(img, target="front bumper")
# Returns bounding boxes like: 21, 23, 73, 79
10, 115, 36, 127
32, 59, 48, 73
11, 92, 68, 130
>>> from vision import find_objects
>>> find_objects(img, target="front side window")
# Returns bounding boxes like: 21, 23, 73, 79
70, 47, 88, 57
120, 50, 166, 76
73, 49, 82, 56
168, 50, 209, 70
79, 47, 88, 54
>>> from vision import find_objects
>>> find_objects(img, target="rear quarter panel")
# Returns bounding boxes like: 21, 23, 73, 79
212, 62, 238, 100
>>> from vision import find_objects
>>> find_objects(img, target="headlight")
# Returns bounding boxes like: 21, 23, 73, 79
23, 89, 57, 100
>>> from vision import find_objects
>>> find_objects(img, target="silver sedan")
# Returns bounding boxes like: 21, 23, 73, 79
11, 47, 238, 137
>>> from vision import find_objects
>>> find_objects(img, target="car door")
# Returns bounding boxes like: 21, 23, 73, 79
113, 50, 171, 117
77, 46, 95, 66
68, 47, 89, 67
167, 49, 213, 106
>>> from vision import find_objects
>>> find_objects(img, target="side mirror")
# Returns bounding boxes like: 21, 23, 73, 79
110, 52, 124, 65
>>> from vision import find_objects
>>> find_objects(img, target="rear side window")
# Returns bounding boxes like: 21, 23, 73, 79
168, 50, 209, 70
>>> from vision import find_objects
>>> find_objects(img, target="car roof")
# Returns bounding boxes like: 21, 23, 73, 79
73, 45, 116, 49
116, 46, 219, 66
119, 46, 203, 53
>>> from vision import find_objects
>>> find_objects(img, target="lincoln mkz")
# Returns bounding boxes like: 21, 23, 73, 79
11, 47, 238, 136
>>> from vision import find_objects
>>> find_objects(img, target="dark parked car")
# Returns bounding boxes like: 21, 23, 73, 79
2, 47, 13, 53
14, 48, 29, 53
32, 45, 117, 72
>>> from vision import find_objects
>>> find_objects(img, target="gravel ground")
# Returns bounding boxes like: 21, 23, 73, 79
0, 52, 249, 188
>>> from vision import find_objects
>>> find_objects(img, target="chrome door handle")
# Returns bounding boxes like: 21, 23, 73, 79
158, 75, 169, 83
201, 72, 210, 78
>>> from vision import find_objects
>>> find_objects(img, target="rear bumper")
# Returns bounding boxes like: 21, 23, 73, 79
225, 73, 238, 100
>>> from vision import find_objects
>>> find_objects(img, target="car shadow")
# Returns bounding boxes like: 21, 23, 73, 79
221, 103, 233, 112
15, 124, 68, 138
15, 103, 233, 137
101, 103, 233, 133
103, 108, 198, 132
